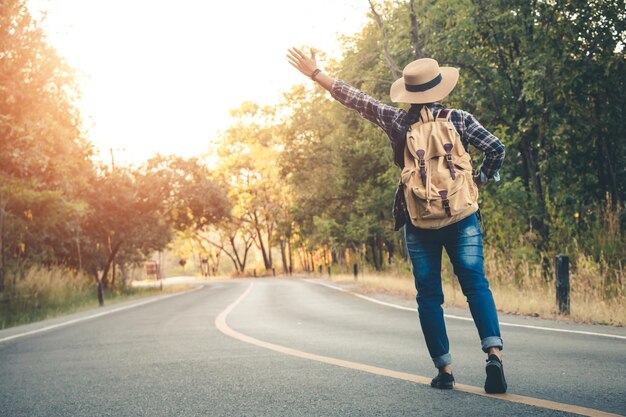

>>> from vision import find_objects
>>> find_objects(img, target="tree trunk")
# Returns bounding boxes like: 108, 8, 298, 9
376, 234, 384, 270
287, 237, 293, 275
0, 202, 5, 292
253, 212, 271, 270
519, 136, 549, 245
75, 231, 83, 273
368, 0, 402, 79
279, 238, 288, 274
300, 248, 308, 272
267, 222, 274, 270
368, 237, 382, 271
409, 0, 420, 59
227, 236, 243, 273
208, 238, 239, 273
100, 240, 123, 290
594, 97, 619, 204
239, 240, 252, 273
214, 250, 222, 275
110, 262, 116, 291
119, 263, 128, 289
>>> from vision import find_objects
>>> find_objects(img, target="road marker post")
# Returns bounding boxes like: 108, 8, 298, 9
96, 280, 104, 306
555, 254, 570, 315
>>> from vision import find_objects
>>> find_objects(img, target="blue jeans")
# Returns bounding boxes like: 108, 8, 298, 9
405, 213, 503, 369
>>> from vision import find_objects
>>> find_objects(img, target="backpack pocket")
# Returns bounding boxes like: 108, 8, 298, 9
402, 168, 476, 222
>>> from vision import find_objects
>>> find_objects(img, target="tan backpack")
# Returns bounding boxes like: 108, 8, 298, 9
400, 107, 478, 229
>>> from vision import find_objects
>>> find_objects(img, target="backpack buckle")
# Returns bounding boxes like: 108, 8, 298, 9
443, 144, 456, 180
416, 149, 427, 186
439, 191, 452, 217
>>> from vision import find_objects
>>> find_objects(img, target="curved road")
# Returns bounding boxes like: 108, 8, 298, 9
0, 278, 624, 416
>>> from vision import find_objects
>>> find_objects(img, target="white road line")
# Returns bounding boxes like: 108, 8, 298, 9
217, 282, 621, 417
309, 280, 626, 341
0, 286, 203, 343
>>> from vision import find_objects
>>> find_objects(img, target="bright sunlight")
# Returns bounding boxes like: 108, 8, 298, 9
27, 0, 369, 165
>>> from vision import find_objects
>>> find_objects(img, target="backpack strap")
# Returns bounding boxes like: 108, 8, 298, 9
437, 108, 451, 120
420, 106, 435, 123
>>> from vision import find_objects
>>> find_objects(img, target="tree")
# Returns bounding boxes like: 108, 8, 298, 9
79, 167, 170, 289
412, 0, 625, 257
0, 0, 92, 289
216, 102, 289, 272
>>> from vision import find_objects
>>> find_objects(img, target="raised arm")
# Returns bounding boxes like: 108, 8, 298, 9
286, 47, 404, 137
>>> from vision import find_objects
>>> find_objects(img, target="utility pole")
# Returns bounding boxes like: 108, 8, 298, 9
109, 147, 126, 171
109, 147, 115, 171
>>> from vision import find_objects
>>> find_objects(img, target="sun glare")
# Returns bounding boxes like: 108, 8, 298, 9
26, 0, 370, 167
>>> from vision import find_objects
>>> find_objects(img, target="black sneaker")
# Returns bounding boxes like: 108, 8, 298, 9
484, 354, 507, 394
431, 372, 455, 389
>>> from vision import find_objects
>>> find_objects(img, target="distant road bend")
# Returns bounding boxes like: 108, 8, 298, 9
1, 278, 624, 417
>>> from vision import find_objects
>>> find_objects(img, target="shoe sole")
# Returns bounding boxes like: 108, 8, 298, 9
431, 383, 454, 389
484, 361, 507, 394
431, 379, 455, 390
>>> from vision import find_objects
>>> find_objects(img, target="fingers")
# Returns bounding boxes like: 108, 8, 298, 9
292, 47, 306, 59
286, 46, 320, 77
287, 48, 304, 65
287, 48, 302, 63
286, 50, 302, 66
286, 56, 300, 68
288, 47, 316, 63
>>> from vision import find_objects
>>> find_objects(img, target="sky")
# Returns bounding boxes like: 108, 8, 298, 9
27, 0, 371, 167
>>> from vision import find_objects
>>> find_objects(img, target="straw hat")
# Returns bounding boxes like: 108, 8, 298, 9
390, 58, 459, 104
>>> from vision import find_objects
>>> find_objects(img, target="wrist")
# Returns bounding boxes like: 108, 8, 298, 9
311, 68, 322, 81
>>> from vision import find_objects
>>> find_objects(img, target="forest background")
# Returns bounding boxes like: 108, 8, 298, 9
1, 0, 624, 327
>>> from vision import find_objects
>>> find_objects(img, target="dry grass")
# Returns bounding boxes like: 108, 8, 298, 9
327, 247, 626, 327
0, 267, 193, 329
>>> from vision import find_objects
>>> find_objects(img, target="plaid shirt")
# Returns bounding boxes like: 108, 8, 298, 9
330, 79, 506, 230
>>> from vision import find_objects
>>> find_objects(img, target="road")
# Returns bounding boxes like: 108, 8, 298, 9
0, 278, 624, 417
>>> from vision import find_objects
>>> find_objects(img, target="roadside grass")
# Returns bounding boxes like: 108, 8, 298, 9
0, 267, 193, 330
326, 247, 626, 327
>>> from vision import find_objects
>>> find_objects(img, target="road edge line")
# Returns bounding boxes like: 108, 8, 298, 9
308, 280, 626, 341
215, 282, 621, 417
0, 285, 204, 343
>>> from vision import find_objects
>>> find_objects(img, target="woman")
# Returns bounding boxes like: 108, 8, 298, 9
287, 47, 507, 394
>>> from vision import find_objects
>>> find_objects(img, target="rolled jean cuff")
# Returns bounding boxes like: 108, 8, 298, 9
481, 336, 503, 352
432, 353, 452, 369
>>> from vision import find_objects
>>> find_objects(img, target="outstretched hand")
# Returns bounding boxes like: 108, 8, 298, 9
287, 47, 319, 78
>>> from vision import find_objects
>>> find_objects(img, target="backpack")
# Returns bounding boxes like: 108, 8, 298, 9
400, 106, 478, 229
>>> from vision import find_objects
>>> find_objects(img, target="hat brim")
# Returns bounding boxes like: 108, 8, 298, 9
390, 66, 459, 104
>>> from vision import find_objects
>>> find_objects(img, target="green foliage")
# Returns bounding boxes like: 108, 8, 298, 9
269, 0, 625, 287
0, 0, 92, 290
2, 0, 624, 306
0, 2, 229, 290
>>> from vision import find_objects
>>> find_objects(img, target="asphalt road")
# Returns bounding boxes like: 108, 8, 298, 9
0, 278, 625, 417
